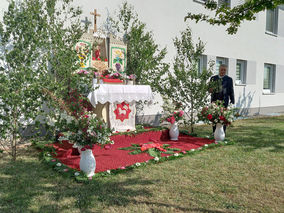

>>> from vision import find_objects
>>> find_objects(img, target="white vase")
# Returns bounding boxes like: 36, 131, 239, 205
214, 123, 225, 142
80, 149, 96, 177
126, 80, 134, 85
72, 143, 83, 154
169, 122, 179, 141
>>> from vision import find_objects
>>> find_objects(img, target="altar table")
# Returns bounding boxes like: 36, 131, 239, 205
88, 84, 154, 132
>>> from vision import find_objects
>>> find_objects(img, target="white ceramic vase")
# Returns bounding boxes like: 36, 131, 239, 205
169, 122, 179, 141
80, 149, 96, 177
214, 123, 225, 142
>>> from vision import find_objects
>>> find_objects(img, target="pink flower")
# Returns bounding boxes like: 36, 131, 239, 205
182, 151, 187, 154
170, 116, 175, 124
104, 145, 112, 150
120, 166, 126, 170
63, 168, 69, 172
51, 159, 56, 162
179, 110, 184, 117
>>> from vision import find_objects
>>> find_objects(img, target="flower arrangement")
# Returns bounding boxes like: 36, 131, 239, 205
57, 111, 114, 148
119, 142, 181, 157
95, 69, 124, 80
198, 100, 237, 126
127, 74, 136, 80
163, 110, 184, 124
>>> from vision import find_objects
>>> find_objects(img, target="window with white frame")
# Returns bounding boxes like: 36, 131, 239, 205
193, 0, 206, 4
266, 8, 278, 34
236, 59, 247, 84
197, 55, 207, 74
216, 57, 228, 75
263, 64, 275, 93
218, 0, 230, 7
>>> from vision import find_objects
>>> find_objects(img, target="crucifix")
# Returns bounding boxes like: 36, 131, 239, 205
90, 9, 101, 33
81, 17, 92, 32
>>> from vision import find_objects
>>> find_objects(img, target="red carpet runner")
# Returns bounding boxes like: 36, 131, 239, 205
50, 130, 214, 173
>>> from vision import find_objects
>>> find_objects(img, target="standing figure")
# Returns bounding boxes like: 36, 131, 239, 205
209, 64, 235, 133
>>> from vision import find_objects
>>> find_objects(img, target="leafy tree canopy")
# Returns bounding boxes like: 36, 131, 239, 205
185, 0, 284, 34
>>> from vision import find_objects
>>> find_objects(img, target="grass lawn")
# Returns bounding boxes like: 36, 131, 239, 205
0, 116, 284, 213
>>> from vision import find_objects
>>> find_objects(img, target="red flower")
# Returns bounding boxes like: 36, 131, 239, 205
170, 116, 175, 124
84, 145, 92, 149
81, 148, 86, 151
104, 58, 108, 62
84, 115, 89, 118
219, 116, 225, 121
207, 114, 213, 120
104, 145, 112, 150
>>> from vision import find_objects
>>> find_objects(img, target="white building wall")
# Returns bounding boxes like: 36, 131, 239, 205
1, 0, 283, 119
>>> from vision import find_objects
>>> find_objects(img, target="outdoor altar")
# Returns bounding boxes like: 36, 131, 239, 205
75, 9, 154, 132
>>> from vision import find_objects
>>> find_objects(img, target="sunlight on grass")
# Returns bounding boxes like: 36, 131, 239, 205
0, 116, 284, 212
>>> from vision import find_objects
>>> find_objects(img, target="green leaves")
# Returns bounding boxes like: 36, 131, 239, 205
185, 0, 284, 34
0, 0, 84, 160
110, 2, 169, 92
158, 26, 214, 132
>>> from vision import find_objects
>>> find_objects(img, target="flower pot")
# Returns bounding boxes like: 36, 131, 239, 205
126, 80, 134, 85
169, 122, 179, 141
214, 123, 225, 142
80, 149, 96, 177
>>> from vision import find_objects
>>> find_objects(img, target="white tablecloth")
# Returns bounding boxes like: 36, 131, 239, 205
88, 84, 154, 106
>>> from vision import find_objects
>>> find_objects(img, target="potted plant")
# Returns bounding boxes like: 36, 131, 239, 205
57, 111, 114, 177
198, 100, 237, 141
126, 74, 136, 85
163, 110, 184, 140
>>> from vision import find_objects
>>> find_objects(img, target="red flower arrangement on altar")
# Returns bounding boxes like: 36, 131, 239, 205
198, 100, 237, 126
164, 110, 184, 124
94, 69, 124, 81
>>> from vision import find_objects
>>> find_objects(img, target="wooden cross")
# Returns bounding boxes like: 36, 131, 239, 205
90, 9, 101, 32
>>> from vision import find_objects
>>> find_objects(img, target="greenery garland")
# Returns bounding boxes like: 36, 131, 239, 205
33, 136, 235, 183
119, 143, 181, 157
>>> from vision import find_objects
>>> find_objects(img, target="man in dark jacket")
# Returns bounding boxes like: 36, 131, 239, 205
209, 64, 235, 133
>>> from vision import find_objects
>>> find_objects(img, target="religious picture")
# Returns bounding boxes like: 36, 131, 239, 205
110, 46, 127, 72
75, 40, 92, 68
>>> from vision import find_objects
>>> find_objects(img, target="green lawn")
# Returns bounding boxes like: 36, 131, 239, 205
0, 116, 284, 213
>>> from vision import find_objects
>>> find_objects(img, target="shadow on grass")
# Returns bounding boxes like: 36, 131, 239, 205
192, 116, 284, 153
227, 121, 284, 152
0, 153, 155, 212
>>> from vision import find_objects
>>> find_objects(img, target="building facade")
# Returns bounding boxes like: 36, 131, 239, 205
1, 0, 283, 122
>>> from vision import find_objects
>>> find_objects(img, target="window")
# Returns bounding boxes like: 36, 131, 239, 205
218, 0, 230, 7
194, 0, 206, 4
266, 8, 278, 34
236, 60, 247, 84
216, 57, 228, 75
263, 64, 276, 93
197, 55, 207, 74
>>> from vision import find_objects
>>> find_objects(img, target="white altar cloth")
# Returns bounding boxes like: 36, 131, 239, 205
87, 84, 154, 106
